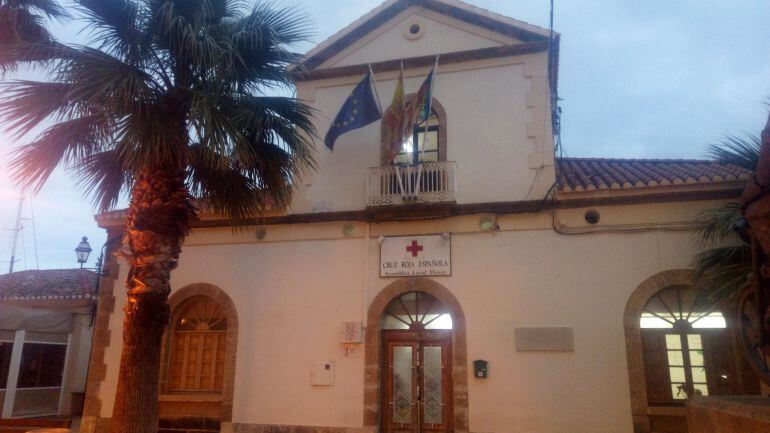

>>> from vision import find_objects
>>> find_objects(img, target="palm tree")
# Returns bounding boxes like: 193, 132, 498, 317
693, 135, 760, 306
0, 1, 315, 432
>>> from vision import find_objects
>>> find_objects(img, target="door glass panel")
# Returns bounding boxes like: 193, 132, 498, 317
671, 383, 687, 399
689, 350, 704, 366
687, 334, 702, 349
669, 367, 685, 382
423, 346, 443, 424
393, 346, 413, 424
667, 350, 684, 366
665, 334, 682, 349
691, 367, 707, 383
693, 382, 709, 396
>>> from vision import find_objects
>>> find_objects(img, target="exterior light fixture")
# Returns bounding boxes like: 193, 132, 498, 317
584, 209, 600, 225
256, 228, 267, 240
479, 216, 498, 232
75, 236, 93, 268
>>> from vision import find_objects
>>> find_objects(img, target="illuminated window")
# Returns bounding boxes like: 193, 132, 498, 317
168, 296, 227, 392
640, 286, 735, 404
382, 291, 452, 330
395, 110, 439, 165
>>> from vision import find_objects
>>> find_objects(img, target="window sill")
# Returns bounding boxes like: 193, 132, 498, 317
159, 393, 222, 402
647, 405, 687, 416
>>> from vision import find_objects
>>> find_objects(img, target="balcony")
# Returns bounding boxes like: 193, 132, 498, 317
367, 161, 457, 207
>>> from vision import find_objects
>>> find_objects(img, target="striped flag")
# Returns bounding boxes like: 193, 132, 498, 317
411, 68, 435, 125
382, 70, 407, 163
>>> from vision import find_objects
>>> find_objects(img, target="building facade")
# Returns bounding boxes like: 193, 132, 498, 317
81, 1, 762, 432
0, 269, 97, 420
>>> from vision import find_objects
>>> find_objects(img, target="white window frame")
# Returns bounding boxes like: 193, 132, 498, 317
0, 330, 71, 418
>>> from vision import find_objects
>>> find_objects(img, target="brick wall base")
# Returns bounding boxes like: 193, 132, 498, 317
159, 417, 221, 433
221, 423, 375, 433
81, 417, 221, 433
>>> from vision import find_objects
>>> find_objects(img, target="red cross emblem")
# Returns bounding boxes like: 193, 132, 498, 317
406, 240, 423, 257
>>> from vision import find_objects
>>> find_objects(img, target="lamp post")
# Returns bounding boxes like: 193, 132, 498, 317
75, 237, 93, 268
75, 237, 110, 326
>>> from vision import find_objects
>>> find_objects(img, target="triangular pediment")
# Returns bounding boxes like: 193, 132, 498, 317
296, 0, 552, 71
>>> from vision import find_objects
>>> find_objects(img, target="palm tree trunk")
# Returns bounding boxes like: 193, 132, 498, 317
110, 165, 195, 433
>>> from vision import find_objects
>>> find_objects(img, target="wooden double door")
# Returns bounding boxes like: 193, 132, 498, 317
382, 330, 453, 433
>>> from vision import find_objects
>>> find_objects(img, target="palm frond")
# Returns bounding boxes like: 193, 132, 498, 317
0, 39, 77, 70
0, 7, 51, 42
692, 245, 752, 307
71, 149, 131, 211
74, 0, 145, 60
114, 100, 190, 170
706, 134, 760, 171
12, 0, 69, 19
187, 143, 269, 223
57, 46, 159, 110
247, 2, 312, 46
692, 202, 744, 246
9, 114, 112, 192
0, 80, 73, 137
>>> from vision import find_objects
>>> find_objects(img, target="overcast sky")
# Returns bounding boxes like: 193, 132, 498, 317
0, 0, 768, 272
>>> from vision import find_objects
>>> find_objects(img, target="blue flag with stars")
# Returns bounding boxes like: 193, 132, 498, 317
324, 71, 381, 150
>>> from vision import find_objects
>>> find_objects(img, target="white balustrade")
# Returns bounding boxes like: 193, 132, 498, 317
367, 161, 457, 207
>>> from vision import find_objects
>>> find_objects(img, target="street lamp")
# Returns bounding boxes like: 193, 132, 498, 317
76, 236, 112, 326
75, 237, 93, 268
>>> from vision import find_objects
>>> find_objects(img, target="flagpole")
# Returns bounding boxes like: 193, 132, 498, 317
414, 55, 439, 197
394, 60, 408, 198
368, 64, 384, 115
418, 55, 439, 163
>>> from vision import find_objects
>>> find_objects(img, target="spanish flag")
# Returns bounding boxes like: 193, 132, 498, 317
381, 70, 407, 163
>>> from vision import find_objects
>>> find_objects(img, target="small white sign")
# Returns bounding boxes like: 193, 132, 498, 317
341, 321, 363, 344
380, 234, 451, 277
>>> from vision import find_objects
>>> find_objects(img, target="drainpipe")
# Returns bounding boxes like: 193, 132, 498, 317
362, 222, 370, 327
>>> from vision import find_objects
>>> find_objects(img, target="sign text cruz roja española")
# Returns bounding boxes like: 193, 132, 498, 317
380, 235, 451, 277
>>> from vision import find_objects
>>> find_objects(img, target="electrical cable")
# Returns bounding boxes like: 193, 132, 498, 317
30, 200, 39, 269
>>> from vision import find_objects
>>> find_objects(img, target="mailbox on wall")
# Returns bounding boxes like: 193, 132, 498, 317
473, 359, 488, 378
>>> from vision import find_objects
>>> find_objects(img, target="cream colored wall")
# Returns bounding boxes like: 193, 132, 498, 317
293, 51, 554, 213
98, 232, 369, 427
290, 7, 554, 214
94, 198, 728, 433
321, 8, 517, 68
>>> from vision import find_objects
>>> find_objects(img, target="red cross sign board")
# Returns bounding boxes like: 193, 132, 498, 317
380, 234, 451, 277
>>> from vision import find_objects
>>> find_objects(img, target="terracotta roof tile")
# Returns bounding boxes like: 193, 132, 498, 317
556, 157, 751, 192
0, 269, 97, 301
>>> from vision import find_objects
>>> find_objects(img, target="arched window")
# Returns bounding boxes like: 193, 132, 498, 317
395, 109, 439, 165
380, 97, 446, 167
639, 286, 738, 403
381, 291, 452, 330
168, 296, 227, 393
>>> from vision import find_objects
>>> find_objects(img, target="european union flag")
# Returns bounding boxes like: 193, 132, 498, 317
324, 71, 381, 150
